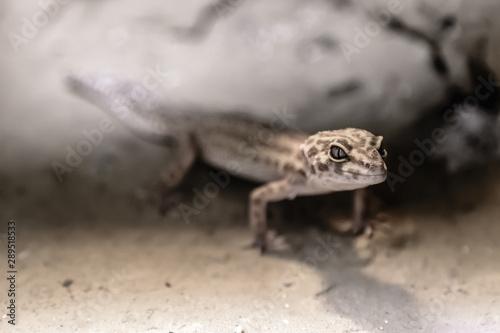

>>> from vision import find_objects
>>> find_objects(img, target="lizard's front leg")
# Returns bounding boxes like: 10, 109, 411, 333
351, 188, 370, 234
351, 188, 389, 236
249, 178, 298, 252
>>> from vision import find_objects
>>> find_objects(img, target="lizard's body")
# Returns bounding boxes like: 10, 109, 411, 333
68, 74, 388, 251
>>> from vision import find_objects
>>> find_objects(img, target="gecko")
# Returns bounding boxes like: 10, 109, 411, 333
67, 73, 388, 252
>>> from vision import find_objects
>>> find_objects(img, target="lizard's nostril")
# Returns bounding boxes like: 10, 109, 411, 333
365, 163, 371, 169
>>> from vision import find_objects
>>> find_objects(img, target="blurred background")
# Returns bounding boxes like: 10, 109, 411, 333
1, 0, 500, 332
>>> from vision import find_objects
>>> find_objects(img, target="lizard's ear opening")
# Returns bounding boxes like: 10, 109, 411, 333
377, 138, 387, 159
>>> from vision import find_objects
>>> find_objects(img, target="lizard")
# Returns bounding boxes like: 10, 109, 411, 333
66, 73, 388, 252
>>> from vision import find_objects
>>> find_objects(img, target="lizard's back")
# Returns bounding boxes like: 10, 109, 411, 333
67, 73, 308, 183
193, 113, 307, 182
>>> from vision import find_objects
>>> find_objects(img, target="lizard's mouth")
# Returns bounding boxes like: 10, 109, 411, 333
347, 172, 387, 177
343, 171, 387, 184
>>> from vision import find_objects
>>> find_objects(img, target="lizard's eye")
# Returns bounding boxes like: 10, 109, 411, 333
329, 145, 348, 162
377, 141, 387, 159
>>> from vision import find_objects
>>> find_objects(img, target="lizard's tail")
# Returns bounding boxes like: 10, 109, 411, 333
66, 73, 186, 146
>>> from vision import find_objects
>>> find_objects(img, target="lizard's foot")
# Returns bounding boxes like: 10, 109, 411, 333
248, 230, 288, 253
351, 213, 391, 238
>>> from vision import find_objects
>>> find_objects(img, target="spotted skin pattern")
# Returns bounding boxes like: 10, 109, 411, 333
248, 129, 387, 250
68, 74, 388, 252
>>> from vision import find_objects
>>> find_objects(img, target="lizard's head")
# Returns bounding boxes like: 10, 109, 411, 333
300, 128, 387, 190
